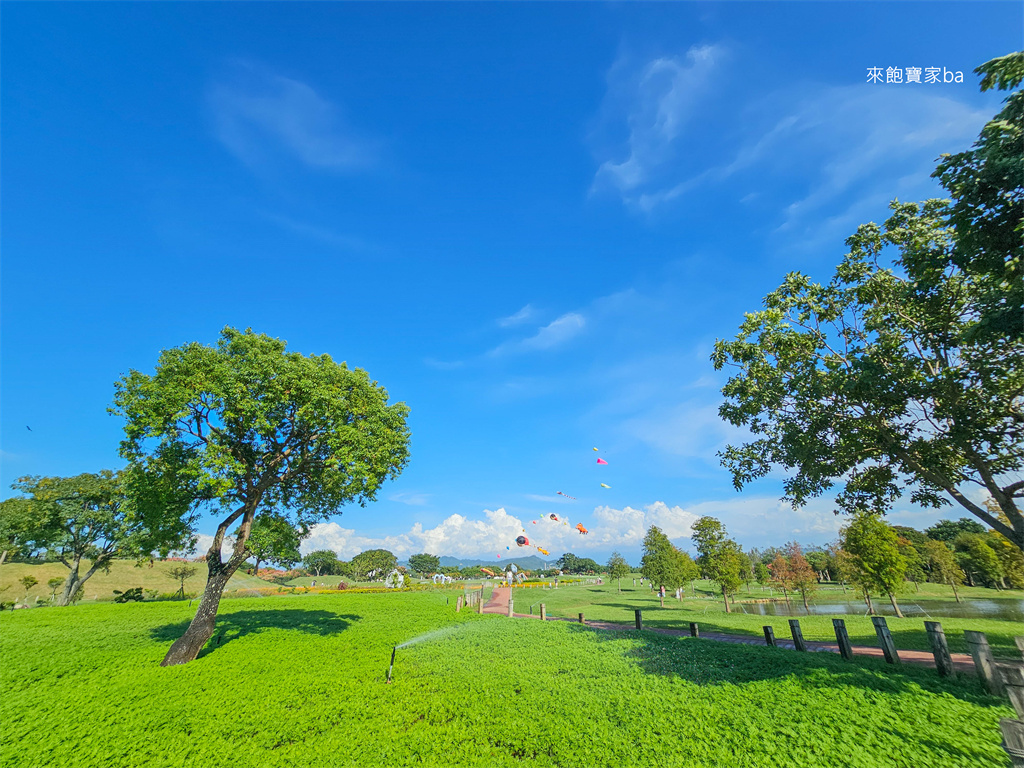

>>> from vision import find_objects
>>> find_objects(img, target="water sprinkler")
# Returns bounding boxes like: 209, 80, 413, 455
386, 646, 397, 683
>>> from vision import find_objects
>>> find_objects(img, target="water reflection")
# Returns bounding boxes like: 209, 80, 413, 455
733, 597, 1024, 622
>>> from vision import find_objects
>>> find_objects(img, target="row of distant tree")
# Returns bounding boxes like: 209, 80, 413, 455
627, 510, 1023, 617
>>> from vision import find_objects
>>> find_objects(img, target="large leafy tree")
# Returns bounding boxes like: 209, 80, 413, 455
241, 513, 307, 576
113, 327, 410, 665
840, 515, 908, 617
408, 553, 441, 576
0, 498, 31, 566
689, 517, 744, 612
351, 548, 398, 580
786, 543, 819, 613
640, 526, 687, 597
303, 549, 340, 577
8, 470, 196, 606
921, 539, 964, 602
712, 55, 1024, 552
925, 518, 986, 543
606, 552, 630, 593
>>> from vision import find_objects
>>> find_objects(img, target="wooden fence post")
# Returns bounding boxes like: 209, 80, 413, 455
507, 599, 514, 617
539, 603, 546, 621
1001, 665, 1024, 720
635, 609, 643, 630
871, 616, 900, 665
1015, 636, 1024, 661
789, 619, 807, 652
965, 630, 1004, 695
924, 621, 955, 677
689, 622, 699, 638
763, 626, 776, 647
478, 586, 485, 614
833, 619, 854, 661
999, 720, 1024, 768
578, 613, 585, 625
456, 596, 463, 613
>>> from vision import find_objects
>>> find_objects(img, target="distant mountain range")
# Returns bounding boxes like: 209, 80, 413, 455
425, 555, 556, 570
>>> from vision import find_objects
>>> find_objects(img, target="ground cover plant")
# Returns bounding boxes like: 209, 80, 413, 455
520, 578, 1024, 658
0, 591, 1014, 768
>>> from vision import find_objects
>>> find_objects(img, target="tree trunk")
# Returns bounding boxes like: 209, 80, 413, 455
950, 579, 961, 603
617, 578, 621, 594
913, 580, 919, 593
161, 566, 233, 666
864, 591, 875, 614
0, 550, 7, 567
723, 587, 730, 613
57, 558, 83, 607
840, 580, 847, 594
801, 589, 810, 614
887, 592, 904, 619
781, 586, 791, 607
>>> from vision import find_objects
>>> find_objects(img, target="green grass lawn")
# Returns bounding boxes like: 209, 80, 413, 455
516, 579, 1024, 658
0, 560, 271, 603
0, 591, 1015, 768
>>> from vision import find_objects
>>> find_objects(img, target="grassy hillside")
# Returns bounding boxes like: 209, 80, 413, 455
1, 591, 1014, 768
0, 560, 272, 603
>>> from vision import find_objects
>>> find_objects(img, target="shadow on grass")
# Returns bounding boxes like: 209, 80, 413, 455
151, 609, 360, 659
560, 622, 1006, 706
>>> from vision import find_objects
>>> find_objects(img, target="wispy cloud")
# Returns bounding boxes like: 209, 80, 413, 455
264, 212, 371, 251
388, 491, 432, 506
208, 62, 374, 172
592, 45, 724, 202
497, 304, 536, 328
488, 312, 586, 357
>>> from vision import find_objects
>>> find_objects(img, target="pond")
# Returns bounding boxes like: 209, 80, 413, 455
733, 596, 1024, 622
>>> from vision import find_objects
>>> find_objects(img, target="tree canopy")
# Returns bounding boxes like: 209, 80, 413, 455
7, 470, 196, 606
712, 55, 1024, 551
408, 553, 440, 575
840, 515, 908, 617
607, 551, 630, 592
351, 549, 398, 580
689, 517, 744, 611
113, 327, 410, 665
241, 513, 307, 576
303, 550, 341, 577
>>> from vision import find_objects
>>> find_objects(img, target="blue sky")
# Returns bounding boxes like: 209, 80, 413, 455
2, 2, 1019, 565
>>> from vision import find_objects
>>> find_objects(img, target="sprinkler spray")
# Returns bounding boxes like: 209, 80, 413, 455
386, 646, 397, 683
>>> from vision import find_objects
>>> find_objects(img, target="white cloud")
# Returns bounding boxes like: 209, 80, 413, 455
208, 62, 373, 172
488, 312, 586, 356
497, 305, 536, 328
593, 45, 723, 198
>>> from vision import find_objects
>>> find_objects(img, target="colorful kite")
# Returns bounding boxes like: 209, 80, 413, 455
576, 523, 589, 535
593, 447, 599, 451
537, 547, 549, 555
600, 483, 610, 488
557, 491, 576, 500
596, 458, 608, 465
516, 535, 529, 547
549, 514, 559, 522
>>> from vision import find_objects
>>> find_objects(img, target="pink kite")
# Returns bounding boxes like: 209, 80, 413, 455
596, 458, 609, 465
557, 491, 576, 500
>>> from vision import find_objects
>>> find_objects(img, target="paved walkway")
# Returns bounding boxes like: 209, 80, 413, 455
480, 587, 977, 674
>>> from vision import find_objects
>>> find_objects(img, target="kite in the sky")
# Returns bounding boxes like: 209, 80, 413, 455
549, 514, 559, 522
596, 458, 608, 465
515, 536, 529, 547
557, 491, 576, 500
537, 547, 549, 556
593, 447, 598, 451
576, 523, 588, 535
600, 483, 610, 488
